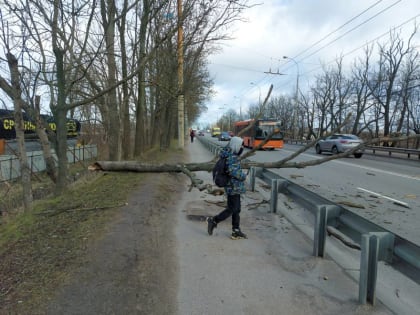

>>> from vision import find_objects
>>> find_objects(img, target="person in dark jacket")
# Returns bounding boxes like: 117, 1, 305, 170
207, 136, 248, 239
190, 129, 195, 143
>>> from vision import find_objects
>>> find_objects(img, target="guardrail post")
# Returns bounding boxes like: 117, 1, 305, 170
249, 167, 263, 192
314, 206, 327, 257
270, 179, 278, 213
249, 167, 256, 192
314, 205, 341, 257
359, 234, 379, 305
359, 232, 394, 305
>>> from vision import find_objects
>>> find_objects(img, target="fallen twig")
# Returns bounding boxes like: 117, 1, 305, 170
327, 226, 361, 250
337, 200, 365, 209
246, 200, 269, 210
38, 203, 128, 216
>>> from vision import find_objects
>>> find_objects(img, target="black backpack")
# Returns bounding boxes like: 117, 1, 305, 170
212, 157, 230, 187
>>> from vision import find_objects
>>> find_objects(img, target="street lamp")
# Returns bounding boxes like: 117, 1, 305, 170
218, 107, 224, 130
234, 96, 242, 120
250, 82, 261, 106
283, 56, 300, 139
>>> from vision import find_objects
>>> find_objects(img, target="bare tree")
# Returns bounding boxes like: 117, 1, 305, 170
350, 46, 376, 136
299, 92, 317, 139
311, 69, 336, 135
6, 53, 33, 212
117, 0, 131, 160
367, 29, 417, 142
395, 48, 420, 138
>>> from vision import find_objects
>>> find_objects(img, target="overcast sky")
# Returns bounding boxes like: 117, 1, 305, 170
196, 0, 420, 128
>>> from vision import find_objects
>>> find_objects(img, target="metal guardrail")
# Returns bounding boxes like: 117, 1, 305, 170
364, 145, 420, 159
197, 135, 420, 306
285, 139, 420, 159
197, 136, 227, 155
0, 144, 97, 182
250, 168, 420, 305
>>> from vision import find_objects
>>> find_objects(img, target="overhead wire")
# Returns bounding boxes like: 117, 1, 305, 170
279, 0, 404, 77
219, 1, 401, 100
294, 0, 404, 65
215, 0, 418, 114
271, 0, 415, 94
301, 13, 420, 78
293, 0, 387, 61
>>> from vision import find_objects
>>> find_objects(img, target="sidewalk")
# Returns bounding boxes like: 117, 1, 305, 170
175, 139, 394, 315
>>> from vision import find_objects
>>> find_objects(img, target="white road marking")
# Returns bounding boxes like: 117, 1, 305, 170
281, 149, 420, 182
357, 187, 410, 208
333, 159, 420, 181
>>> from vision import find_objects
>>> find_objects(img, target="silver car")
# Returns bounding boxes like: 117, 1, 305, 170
315, 134, 364, 158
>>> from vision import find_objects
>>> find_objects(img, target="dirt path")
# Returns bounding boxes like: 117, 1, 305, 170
45, 172, 184, 314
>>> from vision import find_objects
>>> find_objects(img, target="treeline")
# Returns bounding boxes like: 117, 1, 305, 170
217, 30, 420, 149
0, 0, 252, 196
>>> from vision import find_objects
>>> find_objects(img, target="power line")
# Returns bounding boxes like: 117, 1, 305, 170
293, 0, 386, 61
301, 13, 420, 78
279, 0, 403, 75
296, 0, 404, 64
272, 2, 418, 95
211, 1, 418, 113
217, 1, 400, 85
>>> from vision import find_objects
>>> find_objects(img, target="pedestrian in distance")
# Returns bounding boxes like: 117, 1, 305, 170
207, 136, 248, 239
190, 129, 195, 143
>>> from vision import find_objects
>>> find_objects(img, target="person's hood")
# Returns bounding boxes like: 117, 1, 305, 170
229, 136, 244, 155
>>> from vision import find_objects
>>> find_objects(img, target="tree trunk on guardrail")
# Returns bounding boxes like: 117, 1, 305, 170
89, 135, 420, 184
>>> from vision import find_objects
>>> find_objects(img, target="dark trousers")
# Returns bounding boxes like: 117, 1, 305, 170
214, 194, 241, 230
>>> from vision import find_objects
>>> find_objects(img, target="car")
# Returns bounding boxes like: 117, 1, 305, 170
218, 131, 231, 141
198, 130, 205, 136
315, 134, 364, 158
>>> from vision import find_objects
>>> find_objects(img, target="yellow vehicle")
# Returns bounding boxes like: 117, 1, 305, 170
211, 127, 221, 137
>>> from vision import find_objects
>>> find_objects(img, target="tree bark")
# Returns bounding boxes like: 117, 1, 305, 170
101, 0, 121, 161
7, 53, 33, 212
90, 134, 420, 177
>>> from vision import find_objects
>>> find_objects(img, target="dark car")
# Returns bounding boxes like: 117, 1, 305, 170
198, 130, 205, 136
315, 134, 364, 158
218, 131, 231, 141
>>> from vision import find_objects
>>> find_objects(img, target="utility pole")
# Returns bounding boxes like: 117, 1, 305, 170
283, 56, 300, 139
177, 0, 185, 149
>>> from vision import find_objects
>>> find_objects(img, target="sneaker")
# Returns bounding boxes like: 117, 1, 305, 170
207, 217, 217, 235
231, 229, 247, 240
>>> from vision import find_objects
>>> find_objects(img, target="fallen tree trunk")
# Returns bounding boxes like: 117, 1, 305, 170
89, 161, 215, 172
89, 134, 420, 173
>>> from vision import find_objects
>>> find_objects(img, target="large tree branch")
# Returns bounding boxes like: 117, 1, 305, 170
90, 134, 420, 175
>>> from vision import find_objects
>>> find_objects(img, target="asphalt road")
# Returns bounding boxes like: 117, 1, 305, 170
254, 144, 420, 245
179, 138, 420, 315
203, 135, 420, 245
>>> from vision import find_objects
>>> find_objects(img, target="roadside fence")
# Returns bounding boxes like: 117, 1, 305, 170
0, 144, 97, 182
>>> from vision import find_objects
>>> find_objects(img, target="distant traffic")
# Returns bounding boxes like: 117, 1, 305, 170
203, 118, 284, 150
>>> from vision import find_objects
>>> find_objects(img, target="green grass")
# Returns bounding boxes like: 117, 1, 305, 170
0, 143, 185, 313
